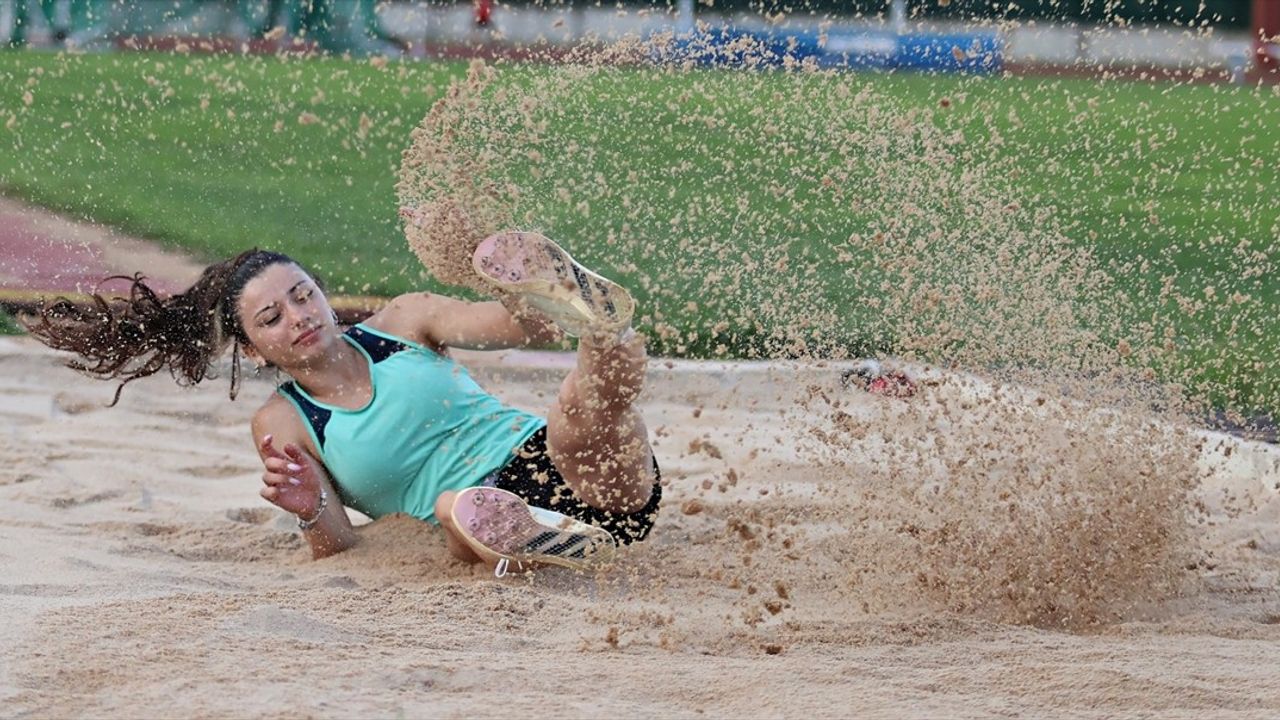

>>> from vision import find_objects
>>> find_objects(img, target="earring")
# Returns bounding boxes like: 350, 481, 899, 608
331, 309, 339, 324
253, 363, 263, 376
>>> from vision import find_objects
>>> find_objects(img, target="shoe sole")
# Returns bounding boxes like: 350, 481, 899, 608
451, 486, 617, 574
472, 231, 635, 338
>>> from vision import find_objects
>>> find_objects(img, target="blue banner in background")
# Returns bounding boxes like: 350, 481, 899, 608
659, 26, 1002, 73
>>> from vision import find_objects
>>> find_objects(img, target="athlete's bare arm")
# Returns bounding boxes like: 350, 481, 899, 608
368, 291, 562, 352
251, 398, 358, 559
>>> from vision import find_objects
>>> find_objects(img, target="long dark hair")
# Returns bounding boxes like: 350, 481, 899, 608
20, 249, 312, 405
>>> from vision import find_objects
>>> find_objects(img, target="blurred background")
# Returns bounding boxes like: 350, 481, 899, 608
2, 1, 1277, 82
1, 1, 1277, 425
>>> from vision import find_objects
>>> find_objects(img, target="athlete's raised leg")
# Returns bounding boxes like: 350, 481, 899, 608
545, 331, 654, 513
473, 231, 657, 514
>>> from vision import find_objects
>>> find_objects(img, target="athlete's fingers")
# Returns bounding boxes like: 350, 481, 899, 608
263, 456, 304, 475
260, 486, 279, 502
282, 443, 309, 468
260, 434, 286, 460
262, 471, 302, 487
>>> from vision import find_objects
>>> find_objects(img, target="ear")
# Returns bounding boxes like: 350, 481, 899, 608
241, 342, 266, 368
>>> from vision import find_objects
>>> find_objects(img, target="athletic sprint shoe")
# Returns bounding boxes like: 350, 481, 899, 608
451, 486, 617, 577
472, 231, 635, 339
841, 359, 917, 398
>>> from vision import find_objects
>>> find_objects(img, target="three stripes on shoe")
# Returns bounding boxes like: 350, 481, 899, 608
523, 528, 598, 560
490, 522, 604, 579
547, 245, 617, 319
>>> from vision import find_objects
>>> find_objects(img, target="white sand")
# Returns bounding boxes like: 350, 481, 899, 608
2, 336, 1278, 718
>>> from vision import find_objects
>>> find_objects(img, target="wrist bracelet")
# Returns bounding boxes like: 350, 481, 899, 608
297, 488, 328, 531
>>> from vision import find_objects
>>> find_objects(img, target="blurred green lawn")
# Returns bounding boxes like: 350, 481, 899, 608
0, 51, 1275, 413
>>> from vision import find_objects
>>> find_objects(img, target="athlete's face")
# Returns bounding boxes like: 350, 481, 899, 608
237, 262, 338, 369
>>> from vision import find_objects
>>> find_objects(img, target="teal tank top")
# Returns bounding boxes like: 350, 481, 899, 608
276, 323, 546, 523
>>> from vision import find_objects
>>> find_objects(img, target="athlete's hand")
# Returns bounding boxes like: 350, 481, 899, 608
258, 434, 324, 520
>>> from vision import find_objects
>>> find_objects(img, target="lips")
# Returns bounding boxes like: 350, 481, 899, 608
293, 327, 321, 345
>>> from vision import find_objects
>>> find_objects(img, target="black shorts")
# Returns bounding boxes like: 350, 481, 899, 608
491, 427, 661, 545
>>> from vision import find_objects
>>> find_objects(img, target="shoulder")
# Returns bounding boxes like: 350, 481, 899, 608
362, 292, 453, 349
250, 393, 315, 457
251, 393, 302, 436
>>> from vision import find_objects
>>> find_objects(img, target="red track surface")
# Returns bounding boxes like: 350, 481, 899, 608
0, 209, 190, 298
0, 200, 386, 321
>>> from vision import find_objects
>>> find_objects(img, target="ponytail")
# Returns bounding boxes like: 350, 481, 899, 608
20, 249, 303, 405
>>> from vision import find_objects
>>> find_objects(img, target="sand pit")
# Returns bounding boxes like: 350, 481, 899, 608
2, 334, 1278, 718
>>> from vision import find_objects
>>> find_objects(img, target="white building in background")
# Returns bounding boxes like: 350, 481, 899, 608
0, 0, 1256, 78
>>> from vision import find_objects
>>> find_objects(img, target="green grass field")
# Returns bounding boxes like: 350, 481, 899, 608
0, 51, 1276, 414
0, 311, 20, 335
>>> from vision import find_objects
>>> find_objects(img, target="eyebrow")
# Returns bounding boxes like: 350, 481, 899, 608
254, 281, 309, 318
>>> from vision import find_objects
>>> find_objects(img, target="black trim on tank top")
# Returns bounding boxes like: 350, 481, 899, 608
279, 382, 332, 450
277, 325, 408, 451
346, 325, 408, 363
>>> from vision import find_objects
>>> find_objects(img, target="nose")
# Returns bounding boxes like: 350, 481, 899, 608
283, 302, 313, 329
